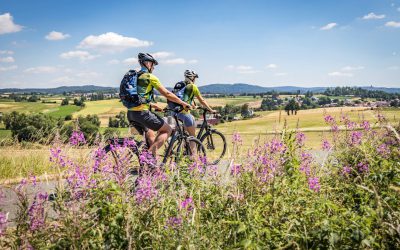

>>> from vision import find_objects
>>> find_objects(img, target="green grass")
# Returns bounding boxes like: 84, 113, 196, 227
47, 105, 82, 119
0, 101, 60, 113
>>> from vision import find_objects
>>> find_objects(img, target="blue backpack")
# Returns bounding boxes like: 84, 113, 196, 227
119, 70, 147, 108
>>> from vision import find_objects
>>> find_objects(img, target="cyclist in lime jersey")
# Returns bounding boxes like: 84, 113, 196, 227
127, 53, 191, 157
169, 70, 216, 151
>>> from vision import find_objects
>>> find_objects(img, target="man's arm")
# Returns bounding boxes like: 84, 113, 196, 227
197, 94, 216, 112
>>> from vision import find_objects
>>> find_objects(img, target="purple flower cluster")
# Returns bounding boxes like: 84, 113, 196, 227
180, 197, 194, 211
342, 165, 352, 176
232, 132, 243, 145
49, 147, 68, 168
350, 131, 363, 145
0, 212, 8, 235
308, 177, 321, 192
92, 147, 107, 172
139, 150, 157, 166
267, 139, 286, 154
135, 173, 160, 204
357, 162, 369, 173
321, 139, 332, 151
300, 152, 313, 176
166, 217, 182, 229
324, 115, 335, 124
69, 130, 86, 146
296, 132, 306, 147
230, 164, 242, 176
28, 192, 48, 231
360, 120, 371, 131
377, 143, 390, 158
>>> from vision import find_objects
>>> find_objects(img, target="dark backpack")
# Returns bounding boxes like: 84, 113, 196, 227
119, 70, 147, 108
167, 81, 187, 109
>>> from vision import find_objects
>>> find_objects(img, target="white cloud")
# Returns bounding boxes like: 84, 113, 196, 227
108, 59, 120, 65
275, 72, 287, 76
164, 58, 186, 65
76, 71, 101, 79
52, 76, 75, 84
0, 50, 13, 55
266, 64, 278, 69
24, 66, 57, 74
187, 59, 198, 64
385, 21, 400, 28
225, 65, 259, 74
0, 13, 23, 35
362, 12, 385, 20
388, 66, 399, 70
45, 31, 70, 41
341, 66, 364, 71
123, 57, 138, 65
152, 51, 173, 59
0, 65, 18, 71
60, 50, 99, 61
328, 71, 353, 77
78, 32, 152, 52
0, 56, 15, 63
320, 22, 337, 30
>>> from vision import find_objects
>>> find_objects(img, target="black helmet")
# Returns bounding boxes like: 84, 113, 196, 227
184, 69, 199, 78
138, 53, 158, 65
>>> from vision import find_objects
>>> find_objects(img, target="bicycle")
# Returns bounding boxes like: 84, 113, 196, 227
195, 107, 227, 165
103, 106, 206, 174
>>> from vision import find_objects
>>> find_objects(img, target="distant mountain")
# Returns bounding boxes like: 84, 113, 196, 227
1, 83, 399, 95
0, 85, 117, 94
198, 83, 400, 94
198, 83, 327, 94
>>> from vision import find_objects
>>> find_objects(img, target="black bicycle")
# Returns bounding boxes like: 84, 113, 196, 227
103, 107, 206, 173
196, 107, 227, 165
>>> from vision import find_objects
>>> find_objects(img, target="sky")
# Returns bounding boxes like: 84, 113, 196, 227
0, 0, 399, 89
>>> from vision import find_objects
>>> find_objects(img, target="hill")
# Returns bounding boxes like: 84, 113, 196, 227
0, 85, 117, 94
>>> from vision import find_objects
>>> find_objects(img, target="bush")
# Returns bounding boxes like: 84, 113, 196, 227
2, 111, 61, 143
103, 128, 121, 140
61, 114, 100, 144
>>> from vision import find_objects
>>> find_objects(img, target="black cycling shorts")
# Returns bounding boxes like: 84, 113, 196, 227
127, 110, 165, 134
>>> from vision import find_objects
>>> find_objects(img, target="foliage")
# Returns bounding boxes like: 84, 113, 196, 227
2, 111, 62, 143
61, 114, 100, 145
1, 114, 400, 249
108, 111, 128, 128
61, 98, 69, 106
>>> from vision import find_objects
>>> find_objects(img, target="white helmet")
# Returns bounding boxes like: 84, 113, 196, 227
184, 69, 199, 79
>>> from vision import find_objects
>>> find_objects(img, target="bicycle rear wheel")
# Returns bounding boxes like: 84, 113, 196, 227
167, 136, 206, 164
200, 130, 226, 165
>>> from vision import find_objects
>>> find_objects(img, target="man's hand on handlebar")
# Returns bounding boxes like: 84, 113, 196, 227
150, 103, 164, 112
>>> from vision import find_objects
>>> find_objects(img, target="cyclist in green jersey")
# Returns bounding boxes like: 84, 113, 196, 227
127, 53, 191, 157
169, 70, 216, 151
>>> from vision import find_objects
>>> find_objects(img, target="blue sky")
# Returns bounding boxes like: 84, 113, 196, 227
0, 0, 399, 88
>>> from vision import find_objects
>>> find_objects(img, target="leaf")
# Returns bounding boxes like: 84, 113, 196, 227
237, 223, 247, 233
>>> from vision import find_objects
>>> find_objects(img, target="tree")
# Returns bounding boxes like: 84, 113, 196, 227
28, 95, 39, 102
61, 98, 69, 106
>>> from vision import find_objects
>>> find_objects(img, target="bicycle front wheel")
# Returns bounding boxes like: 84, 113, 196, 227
200, 130, 226, 165
103, 140, 141, 175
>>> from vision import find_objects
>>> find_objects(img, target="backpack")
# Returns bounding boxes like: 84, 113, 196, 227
119, 70, 147, 108
167, 81, 187, 109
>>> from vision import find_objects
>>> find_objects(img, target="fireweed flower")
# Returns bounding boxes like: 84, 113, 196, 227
0, 212, 8, 235
28, 192, 48, 231
92, 147, 107, 173
49, 147, 67, 168
350, 131, 363, 145
166, 217, 182, 229
342, 166, 352, 176
232, 132, 243, 145
322, 139, 332, 151
69, 130, 86, 146
308, 177, 321, 192
377, 143, 390, 158
300, 152, 313, 176
324, 115, 335, 124
230, 164, 242, 176
296, 132, 306, 147
357, 162, 369, 173
135, 174, 159, 204
267, 139, 286, 154
139, 150, 157, 166
360, 120, 371, 131
180, 197, 194, 211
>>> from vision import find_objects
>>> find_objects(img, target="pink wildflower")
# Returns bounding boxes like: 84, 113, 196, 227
308, 177, 321, 192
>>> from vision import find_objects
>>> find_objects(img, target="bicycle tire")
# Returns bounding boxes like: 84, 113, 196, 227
103, 140, 142, 175
167, 136, 206, 164
200, 130, 226, 165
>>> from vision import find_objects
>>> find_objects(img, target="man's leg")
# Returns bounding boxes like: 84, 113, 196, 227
149, 123, 172, 156
145, 129, 156, 147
